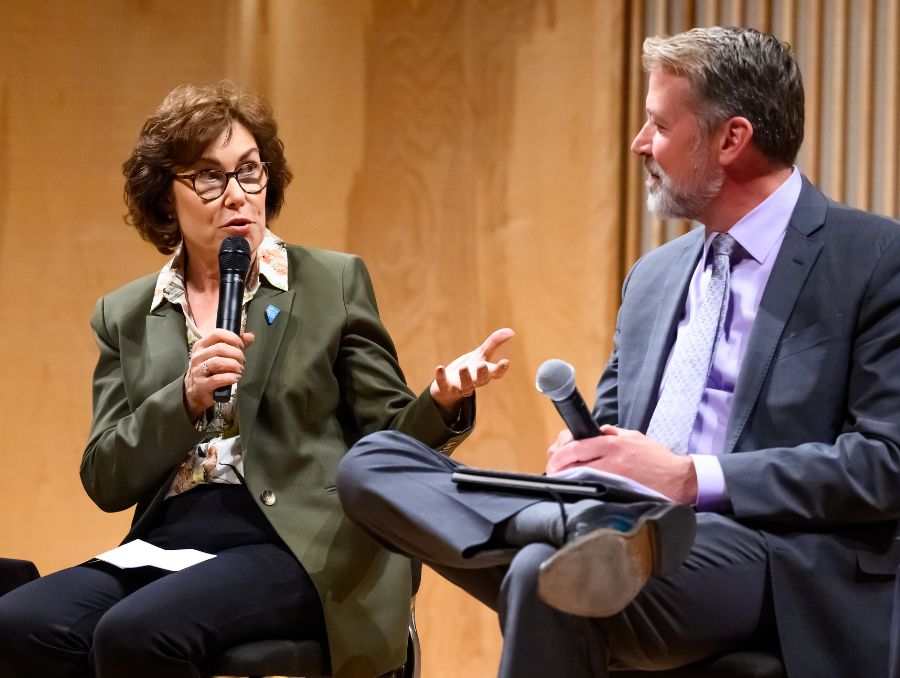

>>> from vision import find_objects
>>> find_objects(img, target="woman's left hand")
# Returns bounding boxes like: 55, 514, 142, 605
429, 327, 515, 421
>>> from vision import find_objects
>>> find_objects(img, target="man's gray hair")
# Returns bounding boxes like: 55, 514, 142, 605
642, 26, 804, 166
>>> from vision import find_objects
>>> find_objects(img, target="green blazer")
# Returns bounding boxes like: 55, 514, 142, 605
81, 245, 470, 678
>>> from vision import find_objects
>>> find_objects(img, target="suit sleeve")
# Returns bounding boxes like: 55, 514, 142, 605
721, 231, 900, 526
80, 297, 204, 512
336, 255, 472, 454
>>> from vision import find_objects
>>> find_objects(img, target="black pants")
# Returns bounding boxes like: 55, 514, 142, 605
0, 485, 325, 678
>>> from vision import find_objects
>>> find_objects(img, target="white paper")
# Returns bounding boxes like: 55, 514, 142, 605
95, 539, 216, 572
551, 466, 672, 501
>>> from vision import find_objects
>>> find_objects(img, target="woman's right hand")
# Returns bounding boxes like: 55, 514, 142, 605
183, 329, 256, 421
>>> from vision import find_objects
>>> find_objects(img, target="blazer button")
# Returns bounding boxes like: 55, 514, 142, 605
260, 489, 277, 506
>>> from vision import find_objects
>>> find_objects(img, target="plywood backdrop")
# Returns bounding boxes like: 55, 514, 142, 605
2, 2, 897, 677
0, 2, 627, 675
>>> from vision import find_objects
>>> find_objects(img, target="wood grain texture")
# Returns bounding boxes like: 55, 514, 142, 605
4, 3, 899, 678
343, 2, 627, 673
0, 2, 625, 677
826, 0, 850, 201
860, 0, 876, 210
0, 0, 233, 575
882, 0, 899, 216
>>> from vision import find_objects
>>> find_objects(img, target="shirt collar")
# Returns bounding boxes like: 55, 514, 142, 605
702, 166, 802, 266
150, 229, 289, 312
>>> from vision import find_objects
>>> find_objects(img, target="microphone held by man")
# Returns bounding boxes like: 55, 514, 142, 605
536, 358, 601, 440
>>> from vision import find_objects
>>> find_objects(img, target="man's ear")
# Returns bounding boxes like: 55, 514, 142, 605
717, 116, 754, 166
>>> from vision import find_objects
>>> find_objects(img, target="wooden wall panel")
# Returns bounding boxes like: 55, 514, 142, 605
884, 0, 900, 216
320, 2, 629, 674
0, 0, 233, 573
0, 2, 628, 677
5, 1, 899, 677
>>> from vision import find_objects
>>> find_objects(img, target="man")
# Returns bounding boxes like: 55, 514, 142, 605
336, 27, 900, 678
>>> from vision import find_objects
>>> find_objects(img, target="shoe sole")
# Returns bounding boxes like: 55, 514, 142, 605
537, 503, 696, 618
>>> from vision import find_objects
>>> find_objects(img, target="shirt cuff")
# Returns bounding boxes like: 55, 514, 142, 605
450, 394, 475, 432
689, 454, 728, 512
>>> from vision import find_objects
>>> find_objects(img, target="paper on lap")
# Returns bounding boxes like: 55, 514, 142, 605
95, 539, 216, 572
551, 466, 672, 501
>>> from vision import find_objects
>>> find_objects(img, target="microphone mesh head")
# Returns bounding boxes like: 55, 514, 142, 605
535, 359, 576, 401
219, 236, 251, 277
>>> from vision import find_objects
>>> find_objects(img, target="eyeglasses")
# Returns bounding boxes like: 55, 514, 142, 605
173, 161, 270, 200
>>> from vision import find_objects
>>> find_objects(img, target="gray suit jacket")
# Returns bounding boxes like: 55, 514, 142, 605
593, 178, 900, 678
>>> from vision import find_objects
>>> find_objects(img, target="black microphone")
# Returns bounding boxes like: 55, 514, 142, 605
214, 236, 251, 402
535, 359, 600, 439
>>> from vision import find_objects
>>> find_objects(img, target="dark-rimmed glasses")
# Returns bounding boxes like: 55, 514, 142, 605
173, 161, 270, 200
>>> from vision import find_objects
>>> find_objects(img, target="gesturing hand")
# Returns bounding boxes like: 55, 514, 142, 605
429, 327, 515, 420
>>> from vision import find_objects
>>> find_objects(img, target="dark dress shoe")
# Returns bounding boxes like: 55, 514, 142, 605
538, 502, 696, 618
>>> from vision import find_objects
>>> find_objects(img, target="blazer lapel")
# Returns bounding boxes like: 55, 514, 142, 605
142, 303, 190, 399
237, 284, 296, 448
724, 179, 827, 453
626, 232, 703, 431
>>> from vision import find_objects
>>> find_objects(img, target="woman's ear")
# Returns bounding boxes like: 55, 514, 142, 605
163, 194, 176, 221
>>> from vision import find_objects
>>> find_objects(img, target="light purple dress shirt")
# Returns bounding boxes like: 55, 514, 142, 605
662, 169, 802, 510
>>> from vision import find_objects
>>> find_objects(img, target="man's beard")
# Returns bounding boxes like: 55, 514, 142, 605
645, 143, 723, 220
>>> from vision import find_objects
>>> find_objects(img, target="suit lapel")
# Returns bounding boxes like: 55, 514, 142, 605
724, 179, 827, 453
237, 284, 296, 448
627, 232, 703, 430
143, 303, 190, 397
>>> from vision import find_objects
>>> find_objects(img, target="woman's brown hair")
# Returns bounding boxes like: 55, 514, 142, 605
123, 81, 292, 254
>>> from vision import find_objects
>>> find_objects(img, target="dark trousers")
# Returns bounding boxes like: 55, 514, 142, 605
336, 430, 775, 678
0, 485, 325, 678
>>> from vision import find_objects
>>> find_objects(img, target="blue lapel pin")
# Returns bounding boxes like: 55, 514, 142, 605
265, 304, 281, 325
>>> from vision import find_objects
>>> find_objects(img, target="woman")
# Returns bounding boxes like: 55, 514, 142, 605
0, 82, 512, 678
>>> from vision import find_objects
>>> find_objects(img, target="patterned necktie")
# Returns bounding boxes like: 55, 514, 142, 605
646, 232, 736, 455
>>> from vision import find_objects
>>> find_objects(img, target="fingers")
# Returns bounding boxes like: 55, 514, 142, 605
431, 364, 475, 403
194, 328, 251, 351
458, 363, 476, 395
195, 355, 246, 382
467, 357, 511, 385
434, 365, 451, 394
492, 358, 511, 380
478, 327, 515, 359
545, 457, 562, 475
184, 330, 255, 419
546, 450, 569, 474
546, 444, 585, 474
546, 437, 605, 475
192, 329, 253, 370
430, 329, 513, 410
438, 362, 493, 395
475, 361, 490, 383
554, 428, 574, 447
460, 359, 506, 393
546, 429, 575, 473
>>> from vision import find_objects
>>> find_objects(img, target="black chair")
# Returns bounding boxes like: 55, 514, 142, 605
202, 597, 420, 678
613, 650, 785, 678
204, 563, 423, 678
0, 557, 40, 596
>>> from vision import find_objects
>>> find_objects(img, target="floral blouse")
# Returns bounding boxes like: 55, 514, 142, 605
148, 230, 289, 497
